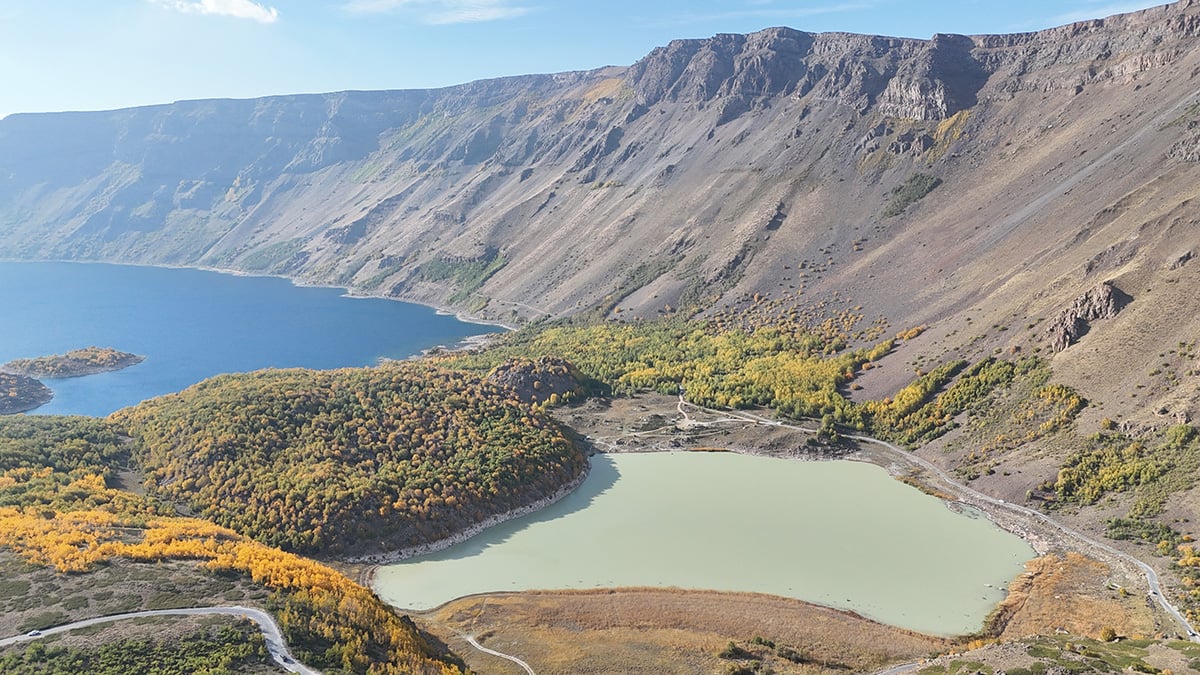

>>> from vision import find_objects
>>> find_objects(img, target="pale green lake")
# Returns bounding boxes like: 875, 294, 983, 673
374, 452, 1033, 636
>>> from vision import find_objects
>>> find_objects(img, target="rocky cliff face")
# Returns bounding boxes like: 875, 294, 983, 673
626, 27, 985, 120
1045, 282, 1130, 352
3, 1, 1200, 425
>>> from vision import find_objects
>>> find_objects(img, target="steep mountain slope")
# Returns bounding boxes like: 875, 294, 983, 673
2, 2, 1200, 430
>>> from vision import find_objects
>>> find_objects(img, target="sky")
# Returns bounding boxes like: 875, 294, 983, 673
0, 0, 1171, 119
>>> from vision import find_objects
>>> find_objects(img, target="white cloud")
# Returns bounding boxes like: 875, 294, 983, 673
152, 0, 281, 24
344, 0, 532, 24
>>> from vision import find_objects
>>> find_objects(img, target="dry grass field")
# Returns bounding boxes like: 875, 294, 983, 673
415, 553, 1160, 674
419, 588, 952, 674
986, 552, 1158, 642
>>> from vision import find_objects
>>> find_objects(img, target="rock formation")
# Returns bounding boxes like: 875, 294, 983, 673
485, 357, 588, 405
1045, 282, 1130, 352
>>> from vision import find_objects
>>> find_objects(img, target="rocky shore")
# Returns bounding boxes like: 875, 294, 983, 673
0, 372, 53, 415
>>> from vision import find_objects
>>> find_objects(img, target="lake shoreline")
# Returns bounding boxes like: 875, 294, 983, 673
542, 395, 1162, 638
368, 449, 1033, 637
1, 260, 501, 416
348, 461, 591, 582
0, 257, 520, 333
358, 391, 1075, 638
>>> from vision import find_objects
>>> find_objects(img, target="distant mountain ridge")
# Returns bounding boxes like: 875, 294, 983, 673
3, 1, 1200, 427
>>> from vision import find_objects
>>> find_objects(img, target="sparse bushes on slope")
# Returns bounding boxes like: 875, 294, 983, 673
0, 622, 272, 675
418, 250, 507, 305
883, 173, 941, 217
1053, 424, 1200, 518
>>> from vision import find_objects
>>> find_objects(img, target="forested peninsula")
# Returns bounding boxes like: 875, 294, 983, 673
0, 373, 52, 415
0, 414, 468, 674
2, 346, 144, 379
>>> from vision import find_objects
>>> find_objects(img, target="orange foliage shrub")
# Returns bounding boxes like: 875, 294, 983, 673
0, 506, 464, 674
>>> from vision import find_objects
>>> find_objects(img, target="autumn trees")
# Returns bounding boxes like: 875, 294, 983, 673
445, 318, 895, 424
0, 416, 466, 675
112, 361, 586, 556
3, 347, 144, 378
0, 373, 53, 415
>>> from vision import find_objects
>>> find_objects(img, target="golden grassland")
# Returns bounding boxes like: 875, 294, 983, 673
421, 588, 953, 674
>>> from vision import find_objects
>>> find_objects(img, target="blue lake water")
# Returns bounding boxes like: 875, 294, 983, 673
0, 262, 502, 416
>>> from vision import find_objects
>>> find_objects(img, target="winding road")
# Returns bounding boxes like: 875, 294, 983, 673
676, 397, 1199, 643
463, 635, 536, 674
845, 431, 1199, 644
0, 606, 321, 674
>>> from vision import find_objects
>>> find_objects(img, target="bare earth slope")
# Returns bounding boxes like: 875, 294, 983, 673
3, 2, 1200, 427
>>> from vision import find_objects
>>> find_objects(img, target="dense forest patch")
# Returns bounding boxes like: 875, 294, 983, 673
112, 361, 586, 556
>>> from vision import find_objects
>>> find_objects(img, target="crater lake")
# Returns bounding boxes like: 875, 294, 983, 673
0, 261, 502, 416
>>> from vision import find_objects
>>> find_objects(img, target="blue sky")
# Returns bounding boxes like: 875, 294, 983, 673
0, 0, 1169, 119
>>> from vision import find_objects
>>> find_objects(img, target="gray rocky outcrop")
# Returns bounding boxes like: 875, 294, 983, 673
626, 27, 986, 122
1169, 250, 1194, 269
1045, 281, 1130, 352
877, 33, 987, 120
485, 356, 587, 405
1169, 130, 1200, 162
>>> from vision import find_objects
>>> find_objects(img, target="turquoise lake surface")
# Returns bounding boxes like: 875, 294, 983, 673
375, 452, 1034, 636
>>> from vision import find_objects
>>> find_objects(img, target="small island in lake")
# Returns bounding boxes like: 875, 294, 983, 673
2, 346, 145, 379
0, 372, 53, 414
